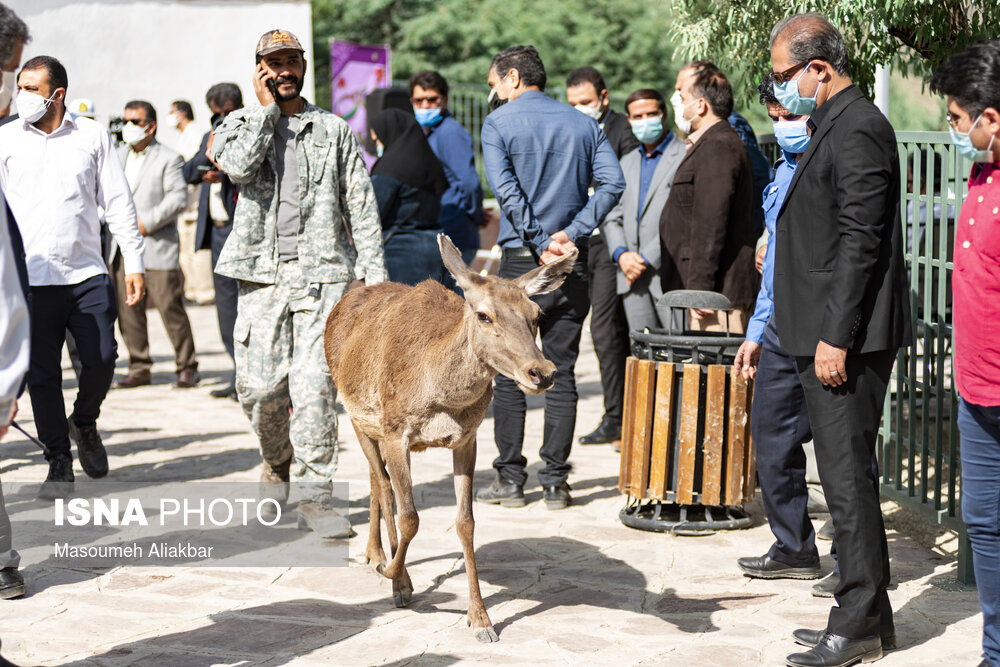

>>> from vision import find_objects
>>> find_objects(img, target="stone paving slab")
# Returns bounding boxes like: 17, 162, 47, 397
0, 305, 983, 666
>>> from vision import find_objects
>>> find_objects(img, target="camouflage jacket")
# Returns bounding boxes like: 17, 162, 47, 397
211, 101, 387, 285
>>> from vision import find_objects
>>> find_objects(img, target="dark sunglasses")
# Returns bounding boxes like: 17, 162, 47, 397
772, 60, 812, 84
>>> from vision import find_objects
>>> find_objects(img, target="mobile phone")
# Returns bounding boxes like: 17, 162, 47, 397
266, 78, 278, 99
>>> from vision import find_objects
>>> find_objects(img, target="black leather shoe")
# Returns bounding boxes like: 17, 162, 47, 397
38, 455, 75, 500
812, 571, 839, 598
817, 518, 835, 540
210, 384, 237, 399
72, 422, 108, 478
475, 476, 525, 507
737, 554, 822, 580
579, 418, 620, 445
542, 482, 571, 510
793, 627, 897, 651
0, 567, 25, 599
785, 632, 882, 667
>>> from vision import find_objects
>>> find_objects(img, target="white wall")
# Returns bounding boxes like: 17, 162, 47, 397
7, 0, 313, 150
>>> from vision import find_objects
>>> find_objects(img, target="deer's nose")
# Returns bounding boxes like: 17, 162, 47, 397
528, 367, 555, 390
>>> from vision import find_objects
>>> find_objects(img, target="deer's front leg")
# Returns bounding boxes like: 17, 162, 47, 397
454, 437, 497, 643
381, 438, 416, 607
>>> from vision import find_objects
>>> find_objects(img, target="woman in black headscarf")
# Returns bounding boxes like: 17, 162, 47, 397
369, 108, 450, 286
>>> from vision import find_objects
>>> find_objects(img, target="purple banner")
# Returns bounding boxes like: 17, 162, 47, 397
330, 40, 391, 167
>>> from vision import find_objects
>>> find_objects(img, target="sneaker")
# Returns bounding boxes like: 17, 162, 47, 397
542, 482, 571, 510
0, 567, 25, 599
816, 518, 835, 541
475, 476, 525, 507
38, 455, 75, 500
297, 500, 352, 538
259, 458, 291, 519
71, 422, 108, 478
812, 571, 839, 598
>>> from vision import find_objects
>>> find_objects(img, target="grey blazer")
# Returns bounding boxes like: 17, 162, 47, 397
114, 140, 187, 271
603, 137, 686, 296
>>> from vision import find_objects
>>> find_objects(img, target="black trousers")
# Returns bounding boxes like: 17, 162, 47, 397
587, 233, 628, 432
796, 348, 896, 639
27, 274, 118, 460
753, 318, 819, 567
493, 249, 590, 486
211, 223, 238, 364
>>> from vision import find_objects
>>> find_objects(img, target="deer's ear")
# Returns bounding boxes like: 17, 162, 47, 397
514, 248, 579, 296
439, 233, 485, 293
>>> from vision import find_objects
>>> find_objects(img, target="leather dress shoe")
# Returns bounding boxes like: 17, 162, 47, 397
0, 567, 25, 599
71, 422, 108, 478
812, 571, 839, 598
174, 368, 200, 388
210, 384, 238, 400
737, 554, 822, 580
794, 627, 896, 651
114, 371, 150, 389
579, 418, 621, 445
543, 482, 571, 510
785, 631, 882, 667
475, 476, 525, 507
38, 454, 75, 500
817, 518, 836, 541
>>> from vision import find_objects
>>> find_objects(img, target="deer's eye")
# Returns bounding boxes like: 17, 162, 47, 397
477, 312, 493, 324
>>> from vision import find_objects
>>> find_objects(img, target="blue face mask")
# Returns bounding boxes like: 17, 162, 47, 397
630, 116, 663, 145
376, 144, 384, 158
773, 63, 823, 115
773, 119, 810, 155
950, 114, 997, 163
414, 107, 443, 128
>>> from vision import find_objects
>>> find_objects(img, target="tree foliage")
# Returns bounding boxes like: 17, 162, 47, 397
670, 0, 1000, 104
312, 0, 677, 111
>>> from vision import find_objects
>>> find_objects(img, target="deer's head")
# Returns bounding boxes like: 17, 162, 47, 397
439, 234, 577, 395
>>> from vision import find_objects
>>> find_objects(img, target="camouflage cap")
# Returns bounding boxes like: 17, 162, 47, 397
256, 29, 304, 57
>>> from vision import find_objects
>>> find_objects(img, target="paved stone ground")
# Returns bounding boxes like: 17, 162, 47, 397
0, 304, 984, 666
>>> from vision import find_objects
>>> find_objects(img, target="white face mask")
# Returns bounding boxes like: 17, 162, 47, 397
169, 113, 183, 129
0, 71, 15, 111
16, 89, 56, 124
121, 121, 148, 146
670, 90, 699, 134
574, 102, 603, 122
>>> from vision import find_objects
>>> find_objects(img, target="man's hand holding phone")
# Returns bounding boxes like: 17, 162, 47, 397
254, 63, 277, 107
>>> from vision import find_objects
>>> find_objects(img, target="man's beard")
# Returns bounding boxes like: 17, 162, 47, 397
274, 75, 303, 102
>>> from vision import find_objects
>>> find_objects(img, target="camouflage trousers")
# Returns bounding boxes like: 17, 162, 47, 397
234, 260, 346, 501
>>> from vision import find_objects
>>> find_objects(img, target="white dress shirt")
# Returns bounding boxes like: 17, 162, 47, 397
0, 113, 145, 286
0, 199, 30, 424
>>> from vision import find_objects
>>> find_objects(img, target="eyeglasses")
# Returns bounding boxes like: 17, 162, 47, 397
945, 112, 962, 129
411, 95, 442, 107
771, 60, 811, 84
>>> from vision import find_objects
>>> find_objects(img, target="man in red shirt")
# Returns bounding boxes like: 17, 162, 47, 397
931, 40, 1000, 667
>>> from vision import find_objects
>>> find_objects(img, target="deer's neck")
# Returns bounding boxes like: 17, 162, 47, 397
434, 313, 496, 404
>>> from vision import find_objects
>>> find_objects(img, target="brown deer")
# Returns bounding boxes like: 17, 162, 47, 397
324, 234, 577, 643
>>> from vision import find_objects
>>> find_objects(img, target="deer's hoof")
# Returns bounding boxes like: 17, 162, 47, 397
474, 626, 499, 643
393, 589, 412, 608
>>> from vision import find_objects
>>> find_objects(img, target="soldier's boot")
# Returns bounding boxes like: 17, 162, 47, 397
297, 500, 352, 539
259, 457, 291, 520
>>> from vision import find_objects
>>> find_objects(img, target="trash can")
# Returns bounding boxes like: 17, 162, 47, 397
618, 290, 755, 535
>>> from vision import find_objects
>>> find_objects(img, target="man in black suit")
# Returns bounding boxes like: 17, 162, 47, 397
565, 66, 639, 448
769, 14, 911, 667
182, 83, 241, 399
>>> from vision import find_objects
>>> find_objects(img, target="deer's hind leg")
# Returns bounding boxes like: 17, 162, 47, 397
379, 436, 417, 607
351, 422, 390, 571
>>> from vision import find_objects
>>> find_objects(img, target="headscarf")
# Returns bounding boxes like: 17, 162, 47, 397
370, 108, 449, 197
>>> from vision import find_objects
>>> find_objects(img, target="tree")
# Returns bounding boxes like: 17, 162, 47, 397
670, 0, 1000, 105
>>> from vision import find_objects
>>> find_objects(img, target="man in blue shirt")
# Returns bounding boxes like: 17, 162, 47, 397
476, 45, 624, 509
408, 70, 484, 267
603, 88, 686, 332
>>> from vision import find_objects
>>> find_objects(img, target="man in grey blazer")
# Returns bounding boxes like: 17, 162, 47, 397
603, 89, 686, 332
112, 100, 199, 388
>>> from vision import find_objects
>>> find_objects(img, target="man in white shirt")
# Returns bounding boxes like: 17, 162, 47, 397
0, 55, 145, 500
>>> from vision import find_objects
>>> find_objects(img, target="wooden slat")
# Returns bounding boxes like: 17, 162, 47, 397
676, 364, 702, 504
701, 364, 727, 506
648, 363, 676, 499
618, 357, 638, 494
725, 370, 749, 505
627, 360, 657, 498
741, 381, 756, 502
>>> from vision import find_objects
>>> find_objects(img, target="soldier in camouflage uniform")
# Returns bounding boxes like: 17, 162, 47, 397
210, 29, 387, 537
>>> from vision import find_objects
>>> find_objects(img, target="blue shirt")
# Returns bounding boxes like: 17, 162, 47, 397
612, 132, 673, 264
746, 150, 798, 344
728, 111, 773, 236
425, 111, 483, 250
482, 91, 625, 251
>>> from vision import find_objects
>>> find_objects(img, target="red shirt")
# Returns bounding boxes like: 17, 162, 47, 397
953, 161, 1000, 406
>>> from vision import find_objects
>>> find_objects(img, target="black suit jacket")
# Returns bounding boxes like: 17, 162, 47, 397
773, 86, 911, 356
658, 120, 758, 306
182, 131, 237, 251
603, 109, 640, 160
